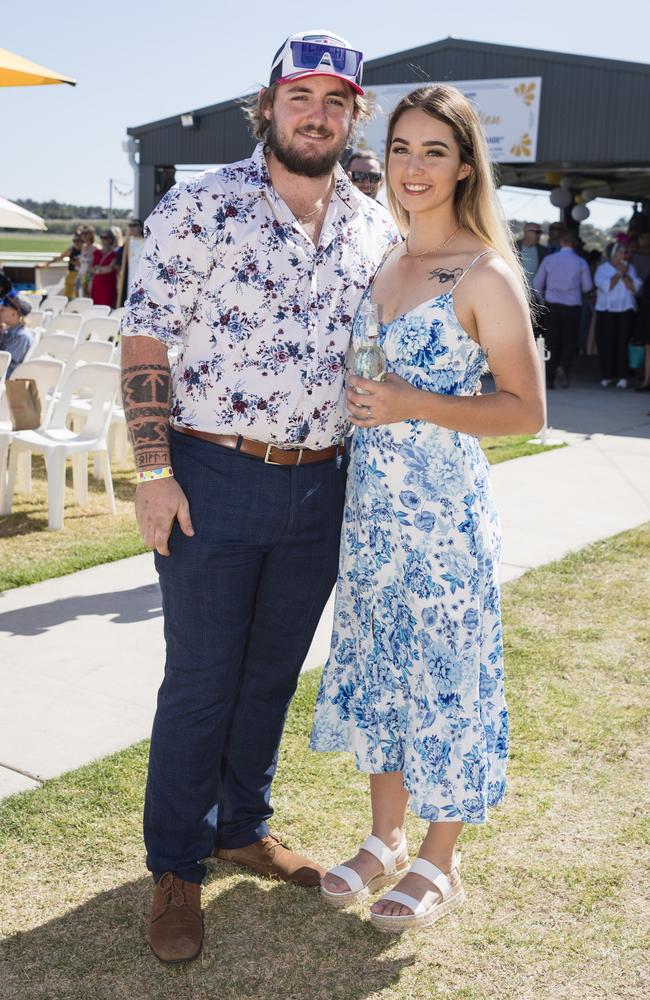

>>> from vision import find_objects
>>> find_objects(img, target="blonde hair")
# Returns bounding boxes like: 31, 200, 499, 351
243, 83, 370, 142
385, 85, 524, 285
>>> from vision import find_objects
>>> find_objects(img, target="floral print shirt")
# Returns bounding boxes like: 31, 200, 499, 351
120, 143, 400, 449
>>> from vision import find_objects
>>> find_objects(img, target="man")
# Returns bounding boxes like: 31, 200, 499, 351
120, 29, 398, 964
345, 148, 383, 200
546, 221, 564, 254
516, 221, 548, 286
533, 230, 593, 388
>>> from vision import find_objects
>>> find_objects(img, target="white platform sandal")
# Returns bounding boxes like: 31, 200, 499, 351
369, 853, 464, 932
320, 833, 409, 909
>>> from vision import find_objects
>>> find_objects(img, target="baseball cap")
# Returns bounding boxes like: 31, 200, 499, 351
1, 292, 31, 317
269, 30, 364, 95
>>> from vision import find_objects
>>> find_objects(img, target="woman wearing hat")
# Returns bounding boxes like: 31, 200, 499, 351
0, 293, 33, 376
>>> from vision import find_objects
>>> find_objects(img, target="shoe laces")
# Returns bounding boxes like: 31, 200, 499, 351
158, 871, 187, 907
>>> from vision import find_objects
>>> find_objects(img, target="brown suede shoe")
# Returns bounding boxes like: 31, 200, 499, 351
147, 872, 203, 964
213, 833, 325, 887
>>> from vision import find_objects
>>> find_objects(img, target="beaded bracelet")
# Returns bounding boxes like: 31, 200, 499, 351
137, 466, 174, 483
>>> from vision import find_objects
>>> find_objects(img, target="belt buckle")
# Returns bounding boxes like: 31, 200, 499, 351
264, 443, 303, 466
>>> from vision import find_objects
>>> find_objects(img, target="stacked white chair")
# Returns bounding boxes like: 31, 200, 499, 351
25, 310, 48, 332
111, 307, 126, 324
40, 294, 68, 317
86, 305, 112, 317
64, 297, 94, 315
0, 357, 65, 511
46, 312, 83, 341
4, 362, 120, 530
79, 315, 120, 343
31, 334, 77, 362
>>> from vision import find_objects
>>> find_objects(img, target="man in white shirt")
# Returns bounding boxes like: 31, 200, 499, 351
120, 29, 399, 963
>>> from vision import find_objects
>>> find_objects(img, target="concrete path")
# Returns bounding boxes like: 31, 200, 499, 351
1, 377, 649, 799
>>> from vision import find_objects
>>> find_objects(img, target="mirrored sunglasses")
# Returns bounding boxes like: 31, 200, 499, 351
351, 171, 382, 183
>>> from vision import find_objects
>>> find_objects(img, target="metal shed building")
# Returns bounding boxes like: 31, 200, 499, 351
126, 36, 650, 219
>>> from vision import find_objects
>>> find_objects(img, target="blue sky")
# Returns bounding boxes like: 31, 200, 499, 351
2, 0, 649, 228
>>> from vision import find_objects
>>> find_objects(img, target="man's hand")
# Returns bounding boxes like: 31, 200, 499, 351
135, 478, 194, 557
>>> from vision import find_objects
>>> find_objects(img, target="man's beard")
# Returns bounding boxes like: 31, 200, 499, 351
266, 118, 350, 178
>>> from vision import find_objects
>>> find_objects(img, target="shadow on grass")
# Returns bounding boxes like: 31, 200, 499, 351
1, 870, 413, 1000
0, 584, 161, 637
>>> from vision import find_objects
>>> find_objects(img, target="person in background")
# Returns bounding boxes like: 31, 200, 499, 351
90, 230, 119, 308
47, 231, 83, 299
594, 242, 642, 389
126, 217, 144, 239
0, 293, 33, 376
78, 225, 99, 296
345, 149, 384, 200
633, 272, 650, 391
546, 221, 564, 254
533, 230, 593, 388
516, 221, 548, 285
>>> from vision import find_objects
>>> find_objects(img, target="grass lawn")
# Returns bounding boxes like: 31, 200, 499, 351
0, 233, 72, 254
0, 524, 648, 999
0, 436, 563, 594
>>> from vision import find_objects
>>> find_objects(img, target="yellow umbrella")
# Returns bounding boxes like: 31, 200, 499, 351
0, 47, 75, 87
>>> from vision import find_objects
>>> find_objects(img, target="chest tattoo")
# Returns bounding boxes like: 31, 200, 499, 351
428, 266, 463, 286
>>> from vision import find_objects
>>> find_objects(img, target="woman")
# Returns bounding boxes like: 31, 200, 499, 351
47, 231, 83, 299
310, 85, 544, 933
90, 230, 119, 308
0, 292, 34, 376
78, 226, 99, 297
594, 242, 642, 388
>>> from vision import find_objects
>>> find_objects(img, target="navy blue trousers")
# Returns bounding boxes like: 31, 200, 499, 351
144, 430, 346, 883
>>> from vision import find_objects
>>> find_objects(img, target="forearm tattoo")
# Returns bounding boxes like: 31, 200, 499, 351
121, 363, 171, 469
428, 266, 463, 285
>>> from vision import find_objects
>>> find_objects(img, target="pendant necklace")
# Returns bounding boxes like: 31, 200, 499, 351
404, 226, 460, 258
296, 179, 334, 224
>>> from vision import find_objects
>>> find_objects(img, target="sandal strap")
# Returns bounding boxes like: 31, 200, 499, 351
326, 864, 363, 893
409, 857, 452, 901
360, 833, 407, 874
380, 889, 428, 916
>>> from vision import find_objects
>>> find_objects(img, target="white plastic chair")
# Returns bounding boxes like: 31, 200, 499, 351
4, 362, 120, 530
111, 307, 126, 324
0, 351, 11, 386
40, 294, 68, 317
0, 357, 65, 512
46, 312, 83, 340
25, 310, 48, 331
67, 341, 115, 368
31, 334, 77, 362
79, 316, 120, 343
86, 305, 112, 317
64, 297, 94, 314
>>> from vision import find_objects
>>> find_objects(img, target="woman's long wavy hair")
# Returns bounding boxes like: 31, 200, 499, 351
385, 85, 524, 286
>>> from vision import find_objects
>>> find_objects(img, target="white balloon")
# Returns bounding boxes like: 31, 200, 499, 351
550, 187, 572, 208
571, 204, 590, 222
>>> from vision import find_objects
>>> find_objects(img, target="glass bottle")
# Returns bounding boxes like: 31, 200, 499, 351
352, 302, 386, 394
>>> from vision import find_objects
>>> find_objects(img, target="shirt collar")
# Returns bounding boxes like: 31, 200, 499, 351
244, 141, 364, 218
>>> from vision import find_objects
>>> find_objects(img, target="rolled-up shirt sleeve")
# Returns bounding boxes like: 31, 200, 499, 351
532, 258, 547, 296
120, 180, 218, 346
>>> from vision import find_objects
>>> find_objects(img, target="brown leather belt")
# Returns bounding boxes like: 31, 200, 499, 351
174, 427, 343, 466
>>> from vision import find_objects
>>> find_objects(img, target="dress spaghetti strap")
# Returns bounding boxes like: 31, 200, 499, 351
451, 249, 495, 291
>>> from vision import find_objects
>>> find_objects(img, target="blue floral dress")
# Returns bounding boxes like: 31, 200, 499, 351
310, 252, 508, 824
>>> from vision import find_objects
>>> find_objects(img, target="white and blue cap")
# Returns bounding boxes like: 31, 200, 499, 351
269, 29, 364, 95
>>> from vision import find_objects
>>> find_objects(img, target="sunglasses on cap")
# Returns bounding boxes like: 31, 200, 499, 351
351, 170, 382, 183
270, 32, 364, 93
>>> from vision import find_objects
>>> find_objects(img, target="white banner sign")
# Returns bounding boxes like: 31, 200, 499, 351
358, 77, 542, 163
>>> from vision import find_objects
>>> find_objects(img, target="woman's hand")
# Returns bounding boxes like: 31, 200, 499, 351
347, 372, 423, 427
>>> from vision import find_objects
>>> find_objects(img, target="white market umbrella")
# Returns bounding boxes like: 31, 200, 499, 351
0, 196, 47, 231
